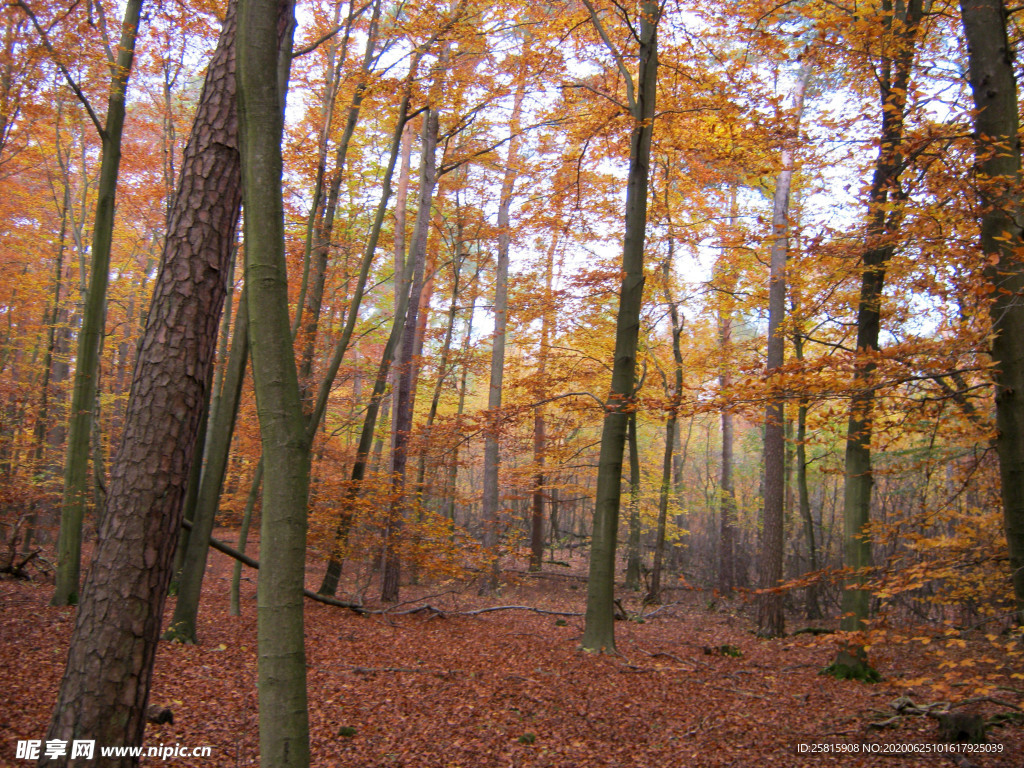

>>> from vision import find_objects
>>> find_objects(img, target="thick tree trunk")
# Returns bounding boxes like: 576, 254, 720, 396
165, 289, 248, 643
757, 60, 811, 639
581, 0, 658, 654
42, 2, 244, 762
960, 0, 1024, 621
237, 1, 311, 765
50, 0, 144, 607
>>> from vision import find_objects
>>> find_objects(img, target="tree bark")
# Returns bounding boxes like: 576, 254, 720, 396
757, 60, 811, 639
165, 288, 248, 643
581, 0, 658, 654
237, 1, 311, 765
313, 93, 416, 598
960, 0, 1024, 622
835, 0, 922, 676
480, 73, 527, 594
647, 254, 683, 604
382, 107, 439, 602
42, 1, 244, 761
793, 332, 821, 619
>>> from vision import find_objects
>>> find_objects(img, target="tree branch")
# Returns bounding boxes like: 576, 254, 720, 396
14, 0, 105, 138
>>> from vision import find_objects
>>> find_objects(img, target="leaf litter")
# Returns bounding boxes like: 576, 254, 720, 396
1, 547, 1021, 767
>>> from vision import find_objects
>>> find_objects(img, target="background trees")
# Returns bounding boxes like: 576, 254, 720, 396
2, 0, 1022, 754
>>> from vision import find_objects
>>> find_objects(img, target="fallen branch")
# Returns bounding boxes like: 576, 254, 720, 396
182, 519, 368, 615
639, 601, 683, 620
460, 604, 583, 617
189, 521, 585, 620
384, 603, 584, 619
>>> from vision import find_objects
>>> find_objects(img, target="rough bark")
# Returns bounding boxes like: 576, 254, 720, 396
42, 2, 243, 761
960, 0, 1024, 621
165, 289, 248, 643
581, 0, 658, 654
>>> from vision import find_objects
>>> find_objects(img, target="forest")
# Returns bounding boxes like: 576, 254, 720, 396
1, 0, 1024, 765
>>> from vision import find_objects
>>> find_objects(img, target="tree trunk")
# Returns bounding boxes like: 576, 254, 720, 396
834, 0, 922, 677
42, 1, 245, 761
581, 0, 658, 654
381, 107, 439, 602
647, 254, 683, 604
237, 1, 311, 765
416, 242, 465, 509
794, 332, 821, 619
446, 263, 480, 525
50, 0, 144, 607
718, 309, 736, 592
313, 93, 416, 598
529, 237, 556, 571
165, 289, 248, 643
960, 0, 1024, 622
757, 60, 811, 639
624, 412, 642, 590
298, 3, 380, 392
480, 74, 527, 593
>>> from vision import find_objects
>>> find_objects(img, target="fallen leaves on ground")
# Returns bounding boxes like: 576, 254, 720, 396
1, 547, 1021, 767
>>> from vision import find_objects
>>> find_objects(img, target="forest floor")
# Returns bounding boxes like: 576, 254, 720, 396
1, 537, 1022, 767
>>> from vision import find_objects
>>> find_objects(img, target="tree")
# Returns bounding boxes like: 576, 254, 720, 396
581, 0, 659, 654
236, 0, 311, 764
381, 106, 440, 602
42, 1, 246, 761
833, 0, 923, 679
959, 0, 1024, 622
647, 250, 683, 605
480, 60, 527, 594
22, 0, 146, 607
757, 59, 811, 639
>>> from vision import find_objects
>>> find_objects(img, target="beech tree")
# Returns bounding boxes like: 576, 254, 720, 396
20, 0, 147, 607
581, 0, 659, 654
757, 59, 811, 639
959, 0, 1024, 622
833, 0, 924, 679
236, 0, 312, 764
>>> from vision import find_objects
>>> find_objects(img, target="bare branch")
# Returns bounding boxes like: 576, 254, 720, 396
14, 0, 105, 138
580, 0, 637, 114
